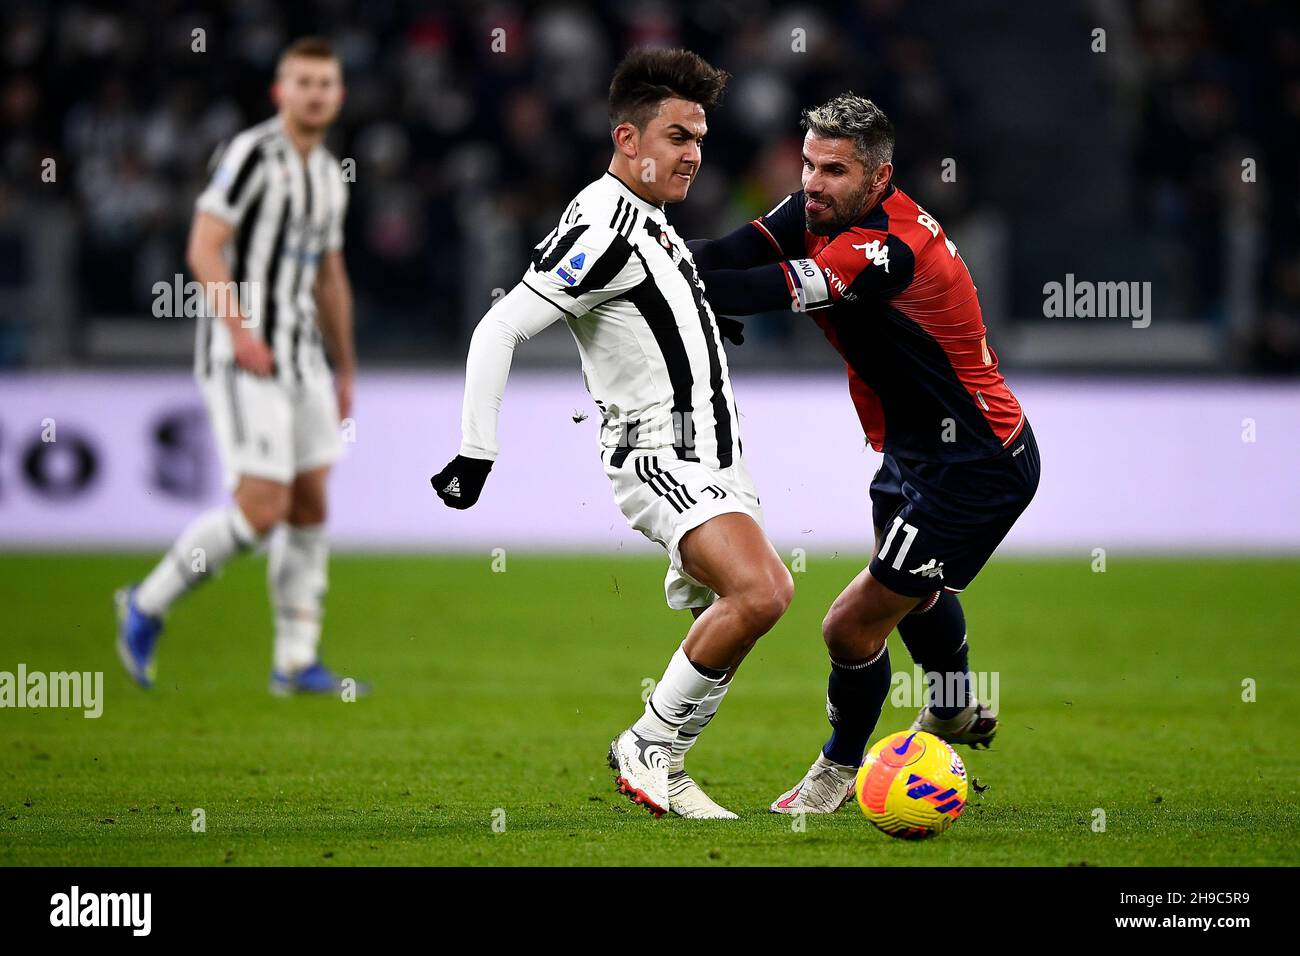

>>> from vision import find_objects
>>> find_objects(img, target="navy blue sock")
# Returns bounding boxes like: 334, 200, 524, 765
897, 591, 970, 719
821, 645, 892, 767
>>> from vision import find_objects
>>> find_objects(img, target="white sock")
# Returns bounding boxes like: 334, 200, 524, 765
633, 643, 728, 742
135, 505, 260, 618
268, 523, 328, 676
670, 677, 732, 772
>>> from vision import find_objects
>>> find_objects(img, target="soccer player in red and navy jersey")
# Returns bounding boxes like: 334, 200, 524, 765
688, 93, 1041, 813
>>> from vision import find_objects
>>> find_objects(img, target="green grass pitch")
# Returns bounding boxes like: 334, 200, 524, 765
1, 553, 1297, 866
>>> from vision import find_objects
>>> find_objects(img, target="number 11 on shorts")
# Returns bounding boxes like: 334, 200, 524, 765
878, 515, 919, 570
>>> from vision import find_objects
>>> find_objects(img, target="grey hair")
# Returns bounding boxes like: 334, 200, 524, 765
800, 93, 895, 170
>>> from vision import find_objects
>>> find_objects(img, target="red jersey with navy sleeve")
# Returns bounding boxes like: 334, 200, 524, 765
752, 185, 1026, 464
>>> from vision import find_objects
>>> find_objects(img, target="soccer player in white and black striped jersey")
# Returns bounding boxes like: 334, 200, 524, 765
432, 49, 794, 819
116, 38, 364, 696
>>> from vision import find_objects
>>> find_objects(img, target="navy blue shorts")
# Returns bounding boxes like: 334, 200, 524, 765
867, 420, 1040, 597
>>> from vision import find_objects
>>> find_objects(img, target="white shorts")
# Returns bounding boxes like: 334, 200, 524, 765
200, 365, 343, 491
604, 448, 766, 610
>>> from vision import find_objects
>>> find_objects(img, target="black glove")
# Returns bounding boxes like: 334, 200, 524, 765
431, 455, 493, 509
717, 316, 745, 346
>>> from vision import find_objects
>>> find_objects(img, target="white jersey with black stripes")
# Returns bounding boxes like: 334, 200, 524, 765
193, 115, 348, 381
460, 171, 742, 471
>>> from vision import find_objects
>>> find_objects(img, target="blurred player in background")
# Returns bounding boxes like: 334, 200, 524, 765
689, 94, 1040, 812
432, 49, 793, 819
116, 37, 362, 696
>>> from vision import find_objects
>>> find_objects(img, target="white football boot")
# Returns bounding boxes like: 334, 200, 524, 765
911, 697, 998, 749
667, 769, 738, 820
607, 727, 672, 818
770, 753, 858, 814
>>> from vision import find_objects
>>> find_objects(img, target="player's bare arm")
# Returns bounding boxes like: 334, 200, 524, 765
314, 250, 356, 421
185, 211, 274, 376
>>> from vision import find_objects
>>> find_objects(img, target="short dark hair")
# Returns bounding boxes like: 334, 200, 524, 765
277, 36, 339, 75
801, 93, 895, 170
608, 48, 730, 131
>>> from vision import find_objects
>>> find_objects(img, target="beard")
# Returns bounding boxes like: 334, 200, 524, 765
289, 105, 335, 133
805, 179, 877, 235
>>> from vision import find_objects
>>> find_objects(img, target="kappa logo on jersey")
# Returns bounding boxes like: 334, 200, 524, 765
850, 238, 891, 272
909, 558, 944, 579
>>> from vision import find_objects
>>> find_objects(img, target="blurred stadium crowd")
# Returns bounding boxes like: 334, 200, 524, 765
0, 0, 1295, 370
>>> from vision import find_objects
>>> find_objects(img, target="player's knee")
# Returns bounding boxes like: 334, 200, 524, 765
737, 566, 793, 635
246, 501, 287, 537
772, 564, 795, 616
237, 489, 289, 536
821, 605, 846, 652
754, 572, 790, 632
288, 495, 326, 526
821, 603, 881, 660
289, 471, 329, 526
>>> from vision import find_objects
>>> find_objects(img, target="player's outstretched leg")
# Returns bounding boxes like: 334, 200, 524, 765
266, 467, 367, 697
773, 567, 918, 814
899, 589, 997, 748
116, 476, 283, 688
610, 513, 792, 818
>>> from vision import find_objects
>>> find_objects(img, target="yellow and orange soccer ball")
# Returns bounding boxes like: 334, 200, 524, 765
855, 730, 968, 839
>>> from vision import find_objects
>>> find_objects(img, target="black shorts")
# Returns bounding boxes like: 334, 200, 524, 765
867, 420, 1041, 597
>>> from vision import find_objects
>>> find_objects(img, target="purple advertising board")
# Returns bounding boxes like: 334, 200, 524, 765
1, 371, 1296, 555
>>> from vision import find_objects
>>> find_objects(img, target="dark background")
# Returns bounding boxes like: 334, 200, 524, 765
0, 0, 1295, 371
